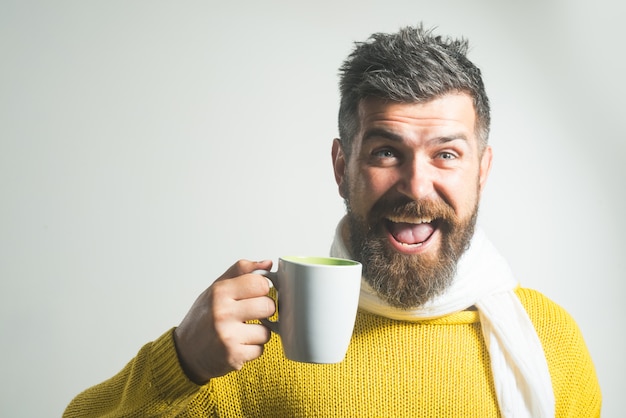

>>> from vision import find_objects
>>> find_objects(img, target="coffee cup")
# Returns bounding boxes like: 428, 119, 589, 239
258, 256, 362, 364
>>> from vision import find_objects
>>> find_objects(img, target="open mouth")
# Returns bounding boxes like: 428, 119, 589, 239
384, 215, 439, 249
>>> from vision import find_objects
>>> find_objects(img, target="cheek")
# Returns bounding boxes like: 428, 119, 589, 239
347, 169, 393, 212
440, 172, 481, 215
362, 170, 398, 198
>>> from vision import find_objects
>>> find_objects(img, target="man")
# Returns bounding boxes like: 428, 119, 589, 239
64, 25, 601, 417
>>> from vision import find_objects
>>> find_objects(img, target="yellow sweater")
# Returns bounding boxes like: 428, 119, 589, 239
64, 288, 601, 417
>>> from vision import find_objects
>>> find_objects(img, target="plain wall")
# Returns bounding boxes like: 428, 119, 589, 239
1, 1, 624, 416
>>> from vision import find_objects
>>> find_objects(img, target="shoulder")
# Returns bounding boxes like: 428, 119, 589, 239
514, 287, 586, 348
514, 287, 576, 329
514, 288, 602, 415
513, 287, 592, 375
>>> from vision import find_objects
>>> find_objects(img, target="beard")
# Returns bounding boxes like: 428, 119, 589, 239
345, 194, 479, 310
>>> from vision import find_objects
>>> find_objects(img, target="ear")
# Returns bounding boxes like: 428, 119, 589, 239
332, 138, 348, 198
478, 145, 493, 192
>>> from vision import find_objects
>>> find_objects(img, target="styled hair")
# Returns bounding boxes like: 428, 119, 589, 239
338, 25, 490, 157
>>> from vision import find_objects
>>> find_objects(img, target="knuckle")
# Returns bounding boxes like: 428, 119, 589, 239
211, 303, 232, 323
209, 281, 230, 300
213, 321, 235, 344
233, 259, 251, 274
218, 259, 251, 281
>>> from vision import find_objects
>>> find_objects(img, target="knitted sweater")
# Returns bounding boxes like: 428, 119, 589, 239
64, 288, 601, 417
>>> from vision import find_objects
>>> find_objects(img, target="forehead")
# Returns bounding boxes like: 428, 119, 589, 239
356, 93, 477, 142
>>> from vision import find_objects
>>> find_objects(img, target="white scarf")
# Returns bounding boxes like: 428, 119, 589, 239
330, 218, 555, 417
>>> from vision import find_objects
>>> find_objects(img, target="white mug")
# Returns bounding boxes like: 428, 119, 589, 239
258, 256, 362, 364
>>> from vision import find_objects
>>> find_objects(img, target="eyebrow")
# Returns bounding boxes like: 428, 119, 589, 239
362, 127, 469, 144
362, 128, 404, 143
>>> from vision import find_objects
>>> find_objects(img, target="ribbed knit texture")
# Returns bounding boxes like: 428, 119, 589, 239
64, 288, 601, 417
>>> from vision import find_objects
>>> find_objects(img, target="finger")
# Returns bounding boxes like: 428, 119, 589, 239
209, 280, 275, 322
241, 323, 272, 346
219, 323, 269, 371
229, 344, 266, 371
217, 273, 274, 301
217, 259, 273, 282
232, 295, 276, 322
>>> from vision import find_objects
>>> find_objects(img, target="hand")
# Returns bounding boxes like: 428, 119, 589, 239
173, 259, 275, 384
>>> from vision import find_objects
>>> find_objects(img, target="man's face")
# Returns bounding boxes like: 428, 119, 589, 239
332, 93, 492, 308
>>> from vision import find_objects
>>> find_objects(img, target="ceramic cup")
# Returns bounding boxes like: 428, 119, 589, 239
258, 256, 362, 364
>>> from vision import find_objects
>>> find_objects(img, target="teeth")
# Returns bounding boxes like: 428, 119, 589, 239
386, 215, 432, 224
400, 242, 424, 247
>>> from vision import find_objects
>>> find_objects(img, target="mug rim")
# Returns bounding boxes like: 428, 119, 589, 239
280, 255, 361, 267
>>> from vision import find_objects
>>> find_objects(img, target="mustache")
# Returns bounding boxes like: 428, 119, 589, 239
368, 197, 457, 225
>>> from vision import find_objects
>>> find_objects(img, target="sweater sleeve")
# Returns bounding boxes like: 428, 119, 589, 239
63, 328, 208, 418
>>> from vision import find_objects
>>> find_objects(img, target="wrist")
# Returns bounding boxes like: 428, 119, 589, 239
172, 327, 210, 385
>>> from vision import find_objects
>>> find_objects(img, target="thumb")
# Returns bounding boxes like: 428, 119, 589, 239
216, 259, 273, 282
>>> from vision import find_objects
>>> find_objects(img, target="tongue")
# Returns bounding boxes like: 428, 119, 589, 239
388, 222, 434, 245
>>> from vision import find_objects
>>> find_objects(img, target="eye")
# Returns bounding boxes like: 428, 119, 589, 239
367, 146, 401, 167
373, 148, 396, 158
438, 151, 457, 160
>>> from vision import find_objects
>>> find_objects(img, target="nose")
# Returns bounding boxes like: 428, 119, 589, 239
396, 156, 435, 201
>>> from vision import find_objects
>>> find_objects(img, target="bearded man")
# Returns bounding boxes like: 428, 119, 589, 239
64, 25, 601, 418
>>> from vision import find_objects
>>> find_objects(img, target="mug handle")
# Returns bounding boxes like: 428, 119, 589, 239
253, 270, 280, 334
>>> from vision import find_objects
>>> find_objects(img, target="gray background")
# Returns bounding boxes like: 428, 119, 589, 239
1, 1, 624, 416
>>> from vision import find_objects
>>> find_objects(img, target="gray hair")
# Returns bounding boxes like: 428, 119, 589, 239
338, 25, 490, 157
